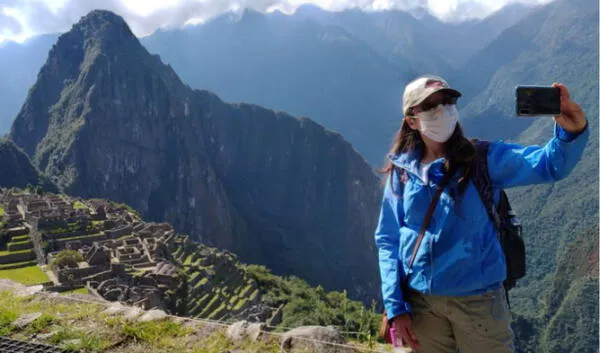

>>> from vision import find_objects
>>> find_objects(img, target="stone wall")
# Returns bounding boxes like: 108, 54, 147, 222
105, 225, 132, 239
57, 265, 107, 283
45, 229, 102, 241
7, 241, 32, 251
6, 227, 28, 237
0, 250, 35, 264
54, 234, 106, 248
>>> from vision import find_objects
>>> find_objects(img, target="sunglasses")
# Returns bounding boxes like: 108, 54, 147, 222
419, 96, 458, 112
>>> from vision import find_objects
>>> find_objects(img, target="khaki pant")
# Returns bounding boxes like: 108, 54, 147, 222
408, 287, 515, 353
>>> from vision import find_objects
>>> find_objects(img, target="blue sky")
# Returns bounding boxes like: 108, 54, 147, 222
0, 0, 553, 42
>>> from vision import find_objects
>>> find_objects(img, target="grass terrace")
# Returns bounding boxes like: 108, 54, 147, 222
0, 260, 37, 270
0, 265, 48, 285
60, 287, 89, 295
0, 249, 34, 257
73, 201, 88, 209
11, 234, 30, 242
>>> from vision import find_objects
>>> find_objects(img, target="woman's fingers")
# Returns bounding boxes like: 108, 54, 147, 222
399, 323, 421, 351
405, 324, 422, 350
552, 82, 571, 102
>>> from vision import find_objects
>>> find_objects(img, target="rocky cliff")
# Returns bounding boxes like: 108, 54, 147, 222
0, 138, 57, 192
9, 10, 381, 301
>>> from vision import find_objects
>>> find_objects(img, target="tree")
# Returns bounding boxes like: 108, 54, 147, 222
50, 250, 83, 270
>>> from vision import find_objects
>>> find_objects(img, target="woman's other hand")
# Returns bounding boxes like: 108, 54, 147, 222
391, 313, 421, 351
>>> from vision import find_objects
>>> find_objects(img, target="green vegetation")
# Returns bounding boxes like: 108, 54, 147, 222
43, 221, 100, 235
116, 202, 141, 218
0, 288, 287, 352
510, 227, 599, 353
0, 140, 59, 192
7, 239, 33, 252
245, 264, 380, 337
60, 287, 89, 295
0, 248, 33, 256
49, 249, 83, 270
73, 201, 88, 209
0, 265, 48, 285
11, 234, 30, 242
118, 319, 193, 346
0, 207, 4, 216
24, 313, 55, 334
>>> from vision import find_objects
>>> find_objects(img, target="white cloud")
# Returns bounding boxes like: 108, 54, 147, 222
0, 0, 554, 42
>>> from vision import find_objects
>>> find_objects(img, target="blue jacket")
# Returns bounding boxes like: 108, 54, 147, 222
375, 124, 589, 320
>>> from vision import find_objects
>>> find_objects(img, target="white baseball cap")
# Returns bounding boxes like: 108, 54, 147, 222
402, 75, 462, 116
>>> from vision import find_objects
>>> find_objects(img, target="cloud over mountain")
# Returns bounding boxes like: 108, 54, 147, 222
0, 0, 552, 41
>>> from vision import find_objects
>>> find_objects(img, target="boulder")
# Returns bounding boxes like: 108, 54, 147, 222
12, 312, 42, 329
266, 304, 284, 327
280, 325, 355, 353
226, 320, 265, 342
138, 309, 167, 322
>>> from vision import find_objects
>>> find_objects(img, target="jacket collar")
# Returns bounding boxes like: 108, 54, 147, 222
388, 147, 447, 182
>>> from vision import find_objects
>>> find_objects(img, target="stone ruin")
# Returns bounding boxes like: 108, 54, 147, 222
0, 188, 282, 324
0, 189, 181, 310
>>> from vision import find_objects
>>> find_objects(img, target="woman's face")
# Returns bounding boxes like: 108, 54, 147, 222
404, 91, 458, 131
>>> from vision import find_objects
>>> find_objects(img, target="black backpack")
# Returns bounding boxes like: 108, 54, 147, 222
472, 140, 526, 305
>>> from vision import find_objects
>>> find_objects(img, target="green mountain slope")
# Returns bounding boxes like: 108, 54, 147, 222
0, 138, 57, 192
460, 0, 598, 140
513, 227, 598, 353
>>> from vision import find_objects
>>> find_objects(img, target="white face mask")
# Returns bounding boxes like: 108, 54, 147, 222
415, 104, 459, 143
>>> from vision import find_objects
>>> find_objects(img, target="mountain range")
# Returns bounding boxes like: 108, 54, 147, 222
0, 2, 539, 165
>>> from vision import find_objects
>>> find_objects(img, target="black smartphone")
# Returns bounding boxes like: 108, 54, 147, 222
515, 86, 561, 116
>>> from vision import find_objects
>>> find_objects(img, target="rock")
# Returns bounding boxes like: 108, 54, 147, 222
63, 339, 81, 347
226, 320, 265, 342
35, 330, 58, 340
138, 309, 167, 322
12, 312, 41, 329
266, 304, 284, 327
0, 280, 44, 298
103, 302, 128, 315
123, 306, 143, 320
18, 285, 44, 297
280, 325, 355, 353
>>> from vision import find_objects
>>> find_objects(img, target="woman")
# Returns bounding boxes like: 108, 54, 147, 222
375, 75, 588, 353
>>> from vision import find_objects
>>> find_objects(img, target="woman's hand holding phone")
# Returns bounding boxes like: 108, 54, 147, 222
552, 83, 587, 134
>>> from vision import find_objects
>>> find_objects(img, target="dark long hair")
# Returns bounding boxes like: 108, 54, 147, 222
380, 119, 476, 197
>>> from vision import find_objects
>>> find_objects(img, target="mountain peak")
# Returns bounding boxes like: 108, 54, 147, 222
70, 9, 136, 45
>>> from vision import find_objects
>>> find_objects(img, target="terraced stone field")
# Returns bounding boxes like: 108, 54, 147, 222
171, 238, 266, 322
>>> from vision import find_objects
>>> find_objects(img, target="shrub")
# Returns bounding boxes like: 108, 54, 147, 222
50, 250, 83, 270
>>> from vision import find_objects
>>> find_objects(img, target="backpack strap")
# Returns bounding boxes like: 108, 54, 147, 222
471, 141, 502, 229
407, 186, 444, 273
472, 141, 512, 307
402, 163, 457, 281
